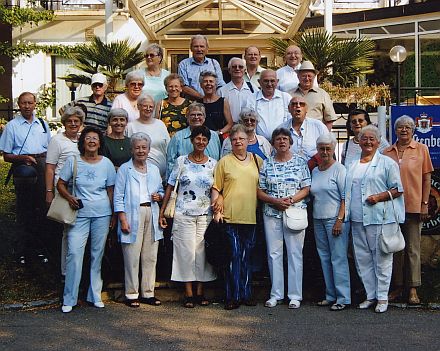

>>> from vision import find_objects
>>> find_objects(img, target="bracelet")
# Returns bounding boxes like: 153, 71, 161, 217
46, 189, 53, 192
337, 217, 343, 221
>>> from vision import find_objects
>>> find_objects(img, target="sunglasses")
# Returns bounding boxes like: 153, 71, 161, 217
129, 82, 144, 88
290, 101, 306, 107
91, 83, 104, 88
231, 65, 244, 69
351, 118, 366, 124
242, 118, 256, 123
145, 53, 159, 58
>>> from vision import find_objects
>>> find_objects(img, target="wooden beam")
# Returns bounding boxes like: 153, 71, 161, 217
284, 0, 311, 38
142, 0, 192, 20
128, 0, 157, 39
238, 1, 291, 26
249, 0, 295, 17
137, 0, 170, 10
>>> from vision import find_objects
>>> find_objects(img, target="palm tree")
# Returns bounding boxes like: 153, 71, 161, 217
269, 28, 375, 86
61, 36, 145, 91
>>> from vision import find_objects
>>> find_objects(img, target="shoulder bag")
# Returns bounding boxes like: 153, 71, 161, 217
378, 190, 405, 254
163, 159, 183, 219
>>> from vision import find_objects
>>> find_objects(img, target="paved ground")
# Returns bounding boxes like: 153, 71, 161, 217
1, 302, 439, 351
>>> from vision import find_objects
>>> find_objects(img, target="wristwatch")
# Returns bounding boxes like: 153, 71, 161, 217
218, 131, 224, 136
422, 201, 429, 205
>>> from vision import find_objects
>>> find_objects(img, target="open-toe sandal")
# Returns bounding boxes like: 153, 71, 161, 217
141, 297, 161, 306
125, 299, 140, 308
195, 295, 210, 306
183, 296, 195, 308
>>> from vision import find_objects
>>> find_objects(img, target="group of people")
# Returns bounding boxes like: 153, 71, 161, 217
0, 34, 433, 315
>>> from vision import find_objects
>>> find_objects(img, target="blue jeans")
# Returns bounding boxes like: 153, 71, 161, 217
225, 224, 256, 302
63, 216, 111, 306
314, 218, 351, 304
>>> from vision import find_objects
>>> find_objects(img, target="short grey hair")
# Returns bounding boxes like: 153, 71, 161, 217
394, 115, 415, 133
316, 133, 337, 148
61, 106, 85, 125
199, 70, 218, 84
228, 57, 245, 70
229, 124, 247, 139
358, 125, 381, 142
190, 34, 209, 48
145, 43, 164, 59
239, 107, 259, 123
271, 127, 293, 146
125, 70, 145, 87
137, 93, 154, 106
130, 132, 151, 150
186, 102, 206, 117
108, 108, 128, 121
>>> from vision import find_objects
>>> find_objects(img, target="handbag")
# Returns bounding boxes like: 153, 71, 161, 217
271, 158, 308, 231
378, 190, 405, 254
163, 160, 183, 219
204, 219, 232, 270
47, 157, 78, 225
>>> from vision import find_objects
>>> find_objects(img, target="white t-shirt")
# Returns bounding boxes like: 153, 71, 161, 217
46, 132, 80, 184
350, 161, 370, 222
125, 118, 170, 178
135, 170, 151, 203
111, 93, 139, 122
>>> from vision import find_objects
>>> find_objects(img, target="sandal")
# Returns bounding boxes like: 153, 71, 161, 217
140, 297, 161, 306
125, 299, 140, 308
330, 303, 347, 311
183, 296, 195, 308
195, 295, 210, 306
317, 300, 334, 307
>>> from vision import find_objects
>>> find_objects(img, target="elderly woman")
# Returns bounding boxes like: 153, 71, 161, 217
257, 127, 310, 309
46, 106, 84, 278
114, 132, 164, 308
310, 133, 350, 311
57, 126, 116, 313
159, 125, 217, 308
221, 107, 271, 159
102, 108, 131, 169
212, 124, 262, 310
345, 125, 404, 313
112, 71, 145, 122
126, 93, 170, 179
155, 73, 192, 136
341, 109, 389, 168
383, 116, 433, 305
200, 71, 233, 137
167, 102, 221, 179
142, 43, 170, 103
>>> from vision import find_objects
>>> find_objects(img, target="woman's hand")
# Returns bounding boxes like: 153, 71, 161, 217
273, 197, 291, 211
45, 191, 54, 207
365, 194, 380, 205
421, 203, 429, 221
332, 219, 343, 236
159, 215, 168, 229
213, 212, 224, 223
151, 192, 162, 202
118, 213, 130, 234
67, 196, 80, 210
110, 213, 117, 230
211, 194, 224, 214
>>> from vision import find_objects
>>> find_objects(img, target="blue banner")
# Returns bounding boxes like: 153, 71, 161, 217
391, 105, 440, 169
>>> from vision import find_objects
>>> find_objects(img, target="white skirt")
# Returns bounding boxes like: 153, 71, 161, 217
171, 213, 216, 282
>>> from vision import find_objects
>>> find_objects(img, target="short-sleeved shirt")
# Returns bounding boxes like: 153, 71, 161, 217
111, 93, 139, 122
59, 156, 116, 218
46, 132, 80, 184
102, 136, 132, 168
142, 68, 170, 103
213, 153, 262, 224
289, 86, 336, 123
168, 155, 217, 216
311, 162, 346, 219
259, 155, 311, 219
219, 81, 256, 123
383, 140, 434, 214
178, 57, 226, 95
276, 65, 300, 93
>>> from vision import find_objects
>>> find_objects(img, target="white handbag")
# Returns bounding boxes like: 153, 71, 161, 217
378, 190, 405, 254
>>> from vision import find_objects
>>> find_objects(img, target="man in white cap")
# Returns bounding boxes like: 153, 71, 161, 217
60, 72, 112, 132
289, 61, 336, 130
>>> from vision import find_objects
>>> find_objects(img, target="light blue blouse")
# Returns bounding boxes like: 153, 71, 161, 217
114, 159, 164, 244
345, 152, 405, 225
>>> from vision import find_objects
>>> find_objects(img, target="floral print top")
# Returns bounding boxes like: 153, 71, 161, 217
159, 98, 192, 137
167, 155, 217, 216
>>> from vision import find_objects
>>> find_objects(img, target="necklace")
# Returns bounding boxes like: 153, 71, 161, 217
191, 152, 205, 162
248, 133, 256, 143
353, 137, 359, 144
233, 152, 247, 161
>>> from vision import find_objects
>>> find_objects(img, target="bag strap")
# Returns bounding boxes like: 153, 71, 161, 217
173, 158, 183, 192
246, 81, 254, 94
342, 140, 349, 165
71, 156, 77, 197
38, 117, 48, 133
386, 190, 399, 224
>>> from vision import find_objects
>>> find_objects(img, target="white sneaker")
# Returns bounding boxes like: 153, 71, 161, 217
288, 299, 301, 309
94, 302, 105, 308
265, 298, 281, 308
61, 305, 72, 313
358, 299, 375, 309
375, 302, 388, 313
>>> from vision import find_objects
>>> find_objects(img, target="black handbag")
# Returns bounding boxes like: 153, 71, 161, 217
204, 220, 232, 270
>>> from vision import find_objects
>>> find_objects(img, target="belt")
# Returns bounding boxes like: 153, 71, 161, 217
140, 202, 151, 207
26, 152, 47, 158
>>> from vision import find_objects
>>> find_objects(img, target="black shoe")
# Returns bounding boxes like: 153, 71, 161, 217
224, 301, 240, 310
243, 298, 257, 306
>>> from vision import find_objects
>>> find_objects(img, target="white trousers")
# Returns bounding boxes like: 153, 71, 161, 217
121, 206, 159, 300
351, 222, 393, 301
264, 214, 305, 301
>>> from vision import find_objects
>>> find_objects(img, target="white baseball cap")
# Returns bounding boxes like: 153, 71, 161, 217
91, 73, 107, 85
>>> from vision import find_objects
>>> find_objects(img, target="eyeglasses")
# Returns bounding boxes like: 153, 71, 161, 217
65, 120, 81, 125
290, 101, 306, 107
231, 65, 244, 69
189, 113, 204, 118
396, 125, 412, 131
85, 136, 99, 141
91, 83, 104, 88
231, 137, 247, 143
145, 53, 159, 58
129, 82, 144, 88
351, 118, 366, 124
242, 118, 256, 123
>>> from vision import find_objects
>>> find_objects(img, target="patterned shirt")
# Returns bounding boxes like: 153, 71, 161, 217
159, 98, 191, 137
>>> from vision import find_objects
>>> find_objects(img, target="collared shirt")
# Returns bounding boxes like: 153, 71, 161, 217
0, 114, 51, 155
276, 65, 299, 93
345, 152, 405, 225
178, 57, 226, 95
166, 127, 221, 179
64, 94, 112, 132
244, 65, 264, 88
259, 155, 311, 219
218, 80, 256, 123
289, 86, 336, 123
277, 117, 328, 160
246, 89, 291, 140
383, 140, 433, 214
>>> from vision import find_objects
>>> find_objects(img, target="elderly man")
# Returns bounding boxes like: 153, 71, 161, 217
0, 92, 51, 264
244, 46, 264, 89
178, 35, 225, 101
219, 57, 256, 123
277, 96, 328, 161
245, 69, 291, 140
60, 72, 112, 132
276, 45, 303, 93
289, 61, 336, 130
166, 102, 221, 178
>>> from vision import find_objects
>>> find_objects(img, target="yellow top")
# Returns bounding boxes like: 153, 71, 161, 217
213, 153, 263, 224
